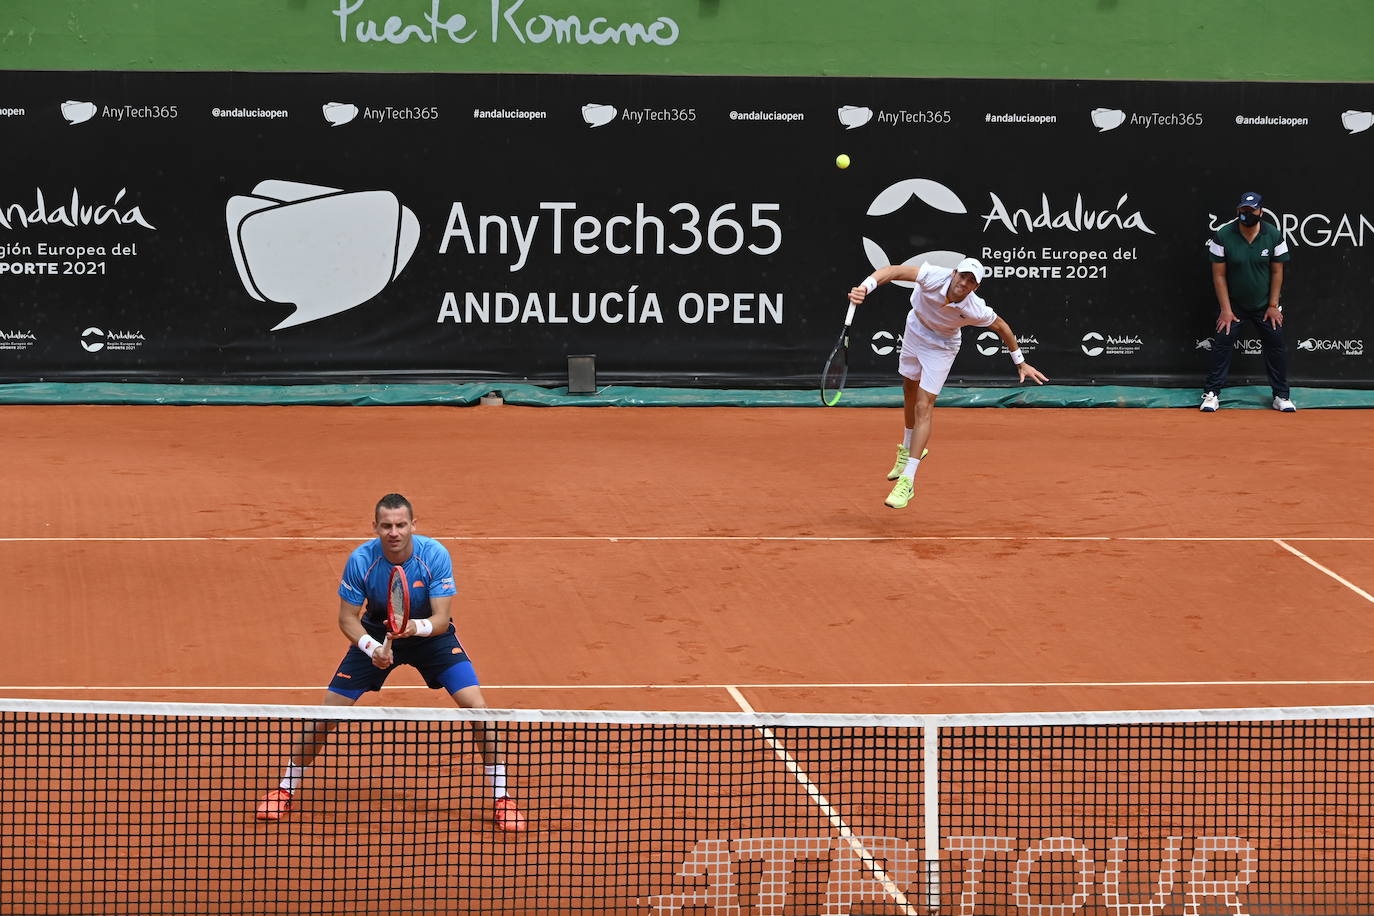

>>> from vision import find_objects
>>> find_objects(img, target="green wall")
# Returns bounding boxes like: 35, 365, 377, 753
1, 0, 1372, 81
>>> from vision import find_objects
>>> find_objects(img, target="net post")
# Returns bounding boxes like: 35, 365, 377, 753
923, 722, 940, 913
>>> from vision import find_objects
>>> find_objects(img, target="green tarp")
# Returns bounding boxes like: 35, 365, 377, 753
1, 382, 1371, 408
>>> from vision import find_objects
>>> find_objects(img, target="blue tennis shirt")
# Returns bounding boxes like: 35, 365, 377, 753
338, 534, 458, 630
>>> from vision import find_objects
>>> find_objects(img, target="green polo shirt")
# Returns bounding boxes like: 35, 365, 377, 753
1206, 220, 1291, 314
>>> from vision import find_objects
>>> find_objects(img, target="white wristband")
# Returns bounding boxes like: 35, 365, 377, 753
861, 276, 878, 293
357, 634, 382, 658
413, 618, 433, 637
1009, 349, 1025, 365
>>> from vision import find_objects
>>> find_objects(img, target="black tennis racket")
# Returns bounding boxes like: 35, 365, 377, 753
820, 302, 857, 407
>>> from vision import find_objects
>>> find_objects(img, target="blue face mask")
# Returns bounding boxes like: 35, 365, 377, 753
1238, 211, 1261, 227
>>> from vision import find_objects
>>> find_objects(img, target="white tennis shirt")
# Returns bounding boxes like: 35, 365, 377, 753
904, 264, 998, 350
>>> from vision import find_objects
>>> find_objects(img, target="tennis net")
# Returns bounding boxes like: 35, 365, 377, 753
0, 699, 1369, 915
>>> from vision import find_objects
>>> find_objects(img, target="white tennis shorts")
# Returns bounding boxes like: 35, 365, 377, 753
899, 330, 960, 396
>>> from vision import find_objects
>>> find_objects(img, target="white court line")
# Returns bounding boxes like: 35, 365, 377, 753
725, 686, 918, 916
1274, 539, 1374, 605
1, 535, 1372, 542
4, 679, 1374, 691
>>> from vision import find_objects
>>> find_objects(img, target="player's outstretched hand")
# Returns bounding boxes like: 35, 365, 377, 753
847, 286, 868, 306
1018, 363, 1048, 385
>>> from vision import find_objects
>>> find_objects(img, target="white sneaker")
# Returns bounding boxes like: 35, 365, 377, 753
1200, 391, 1219, 412
1273, 396, 1296, 412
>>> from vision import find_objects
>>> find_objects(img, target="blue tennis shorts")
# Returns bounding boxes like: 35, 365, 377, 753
327, 623, 480, 699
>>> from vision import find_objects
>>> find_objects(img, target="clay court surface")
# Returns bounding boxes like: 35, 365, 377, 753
5, 403, 1373, 716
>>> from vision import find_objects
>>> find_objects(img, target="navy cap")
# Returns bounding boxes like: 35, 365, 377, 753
1237, 191, 1263, 209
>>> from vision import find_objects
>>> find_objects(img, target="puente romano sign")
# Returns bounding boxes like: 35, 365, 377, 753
330, 0, 681, 47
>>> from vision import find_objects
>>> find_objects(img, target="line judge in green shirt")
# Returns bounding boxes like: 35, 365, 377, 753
1200, 191, 1294, 412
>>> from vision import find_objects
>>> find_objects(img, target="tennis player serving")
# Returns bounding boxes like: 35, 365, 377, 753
849, 258, 1047, 509
256, 493, 526, 832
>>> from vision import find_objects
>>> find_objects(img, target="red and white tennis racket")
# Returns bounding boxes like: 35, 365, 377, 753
381, 564, 410, 655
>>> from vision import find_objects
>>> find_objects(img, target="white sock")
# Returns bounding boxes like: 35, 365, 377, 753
902, 455, 922, 479
484, 764, 509, 800
901, 428, 913, 449
279, 762, 306, 794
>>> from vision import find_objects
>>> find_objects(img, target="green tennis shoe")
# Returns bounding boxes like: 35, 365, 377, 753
884, 476, 914, 509
886, 446, 910, 480
886, 446, 929, 480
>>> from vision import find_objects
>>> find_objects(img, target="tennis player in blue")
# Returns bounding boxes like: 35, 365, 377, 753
256, 493, 526, 832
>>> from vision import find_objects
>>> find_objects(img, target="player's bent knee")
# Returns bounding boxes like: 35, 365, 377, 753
451, 686, 487, 709
326, 686, 365, 702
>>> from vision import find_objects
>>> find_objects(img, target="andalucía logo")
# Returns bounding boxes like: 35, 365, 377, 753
0, 188, 155, 231
977, 330, 1038, 356
80, 327, 145, 352
864, 178, 970, 286
226, 179, 419, 330
870, 330, 898, 356
863, 178, 1155, 286
980, 193, 1154, 235
0, 330, 36, 350
1082, 331, 1143, 357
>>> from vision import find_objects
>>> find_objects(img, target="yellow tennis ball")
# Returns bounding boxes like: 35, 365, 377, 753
835, 153, 851, 169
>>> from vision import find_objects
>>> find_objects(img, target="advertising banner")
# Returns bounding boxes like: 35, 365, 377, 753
0, 71, 1370, 387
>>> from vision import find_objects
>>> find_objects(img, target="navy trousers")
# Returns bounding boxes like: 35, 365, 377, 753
1203, 312, 1290, 399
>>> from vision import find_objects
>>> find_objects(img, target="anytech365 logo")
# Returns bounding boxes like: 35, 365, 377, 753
838, 105, 874, 129
61, 100, 97, 125
323, 102, 360, 126
582, 103, 617, 127
227, 179, 419, 330
1091, 108, 1126, 132
1341, 111, 1373, 134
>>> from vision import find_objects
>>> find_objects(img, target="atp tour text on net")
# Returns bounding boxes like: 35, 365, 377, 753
649, 834, 1260, 916
436, 200, 784, 326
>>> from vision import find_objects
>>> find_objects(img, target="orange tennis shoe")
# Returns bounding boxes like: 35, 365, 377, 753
494, 797, 527, 833
255, 788, 293, 821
